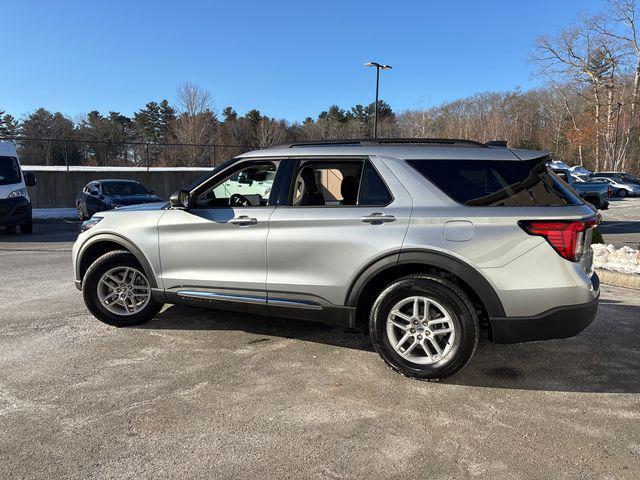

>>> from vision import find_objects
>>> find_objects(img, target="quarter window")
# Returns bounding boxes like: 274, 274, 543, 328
408, 158, 582, 207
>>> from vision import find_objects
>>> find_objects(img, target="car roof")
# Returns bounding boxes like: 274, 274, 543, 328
236, 139, 549, 162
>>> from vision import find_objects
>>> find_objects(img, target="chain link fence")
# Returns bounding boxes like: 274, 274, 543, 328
0, 137, 252, 170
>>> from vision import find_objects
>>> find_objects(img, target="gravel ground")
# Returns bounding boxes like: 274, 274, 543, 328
0, 224, 639, 479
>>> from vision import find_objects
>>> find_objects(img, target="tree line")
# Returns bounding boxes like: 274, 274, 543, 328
1, 0, 639, 173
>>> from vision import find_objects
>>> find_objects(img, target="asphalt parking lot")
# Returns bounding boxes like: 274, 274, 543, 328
600, 196, 640, 248
1, 219, 639, 479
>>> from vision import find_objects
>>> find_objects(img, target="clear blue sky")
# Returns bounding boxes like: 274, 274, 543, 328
3, 0, 605, 122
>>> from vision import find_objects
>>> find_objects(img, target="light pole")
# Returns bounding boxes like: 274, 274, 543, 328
364, 61, 392, 139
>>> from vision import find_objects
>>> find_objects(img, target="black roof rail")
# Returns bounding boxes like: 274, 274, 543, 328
485, 140, 508, 148
268, 138, 488, 149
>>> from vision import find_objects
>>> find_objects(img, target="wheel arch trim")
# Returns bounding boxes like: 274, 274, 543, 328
76, 233, 159, 289
345, 249, 506, 318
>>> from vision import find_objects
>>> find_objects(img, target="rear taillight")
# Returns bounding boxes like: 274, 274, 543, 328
519, 217, 599, 262
608, 185, 613, 197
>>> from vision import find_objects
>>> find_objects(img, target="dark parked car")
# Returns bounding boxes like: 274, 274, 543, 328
76, 180, 164, 220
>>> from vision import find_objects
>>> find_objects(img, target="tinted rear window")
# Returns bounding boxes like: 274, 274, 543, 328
407, 158, 582, 207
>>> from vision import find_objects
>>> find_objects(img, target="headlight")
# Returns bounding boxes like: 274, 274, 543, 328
8, 188, 27, 198
81, 217, 103, 233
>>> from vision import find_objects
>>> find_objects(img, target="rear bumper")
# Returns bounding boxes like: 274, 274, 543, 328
0, 197, 32, 226
490, 272, 599, 344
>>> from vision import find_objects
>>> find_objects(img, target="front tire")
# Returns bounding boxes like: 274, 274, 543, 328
82, 250, 163, 327
618, 189, 628, 198
20, 219, 33, 234
369, 274, 479, 380
77, 203, 87, 220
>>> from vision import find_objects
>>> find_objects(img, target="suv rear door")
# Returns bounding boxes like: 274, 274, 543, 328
266, 156, 412, 307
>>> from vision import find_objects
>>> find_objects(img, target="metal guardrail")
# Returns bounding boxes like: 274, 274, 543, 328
0, 137, 252, 171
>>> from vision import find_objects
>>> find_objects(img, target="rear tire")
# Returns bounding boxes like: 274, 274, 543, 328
369, 274, 479, 380
82, 250, 163, 327
618, 189, 628, 198
586, 197, 601, 209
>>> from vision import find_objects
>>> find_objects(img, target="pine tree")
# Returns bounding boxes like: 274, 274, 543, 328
159, 100, 176, 142
133, 101, 162, 143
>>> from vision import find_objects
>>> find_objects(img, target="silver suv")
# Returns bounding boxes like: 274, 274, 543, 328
72, 139, 600, 379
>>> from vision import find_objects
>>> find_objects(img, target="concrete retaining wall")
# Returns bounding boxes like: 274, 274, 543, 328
24, 169, 210, 208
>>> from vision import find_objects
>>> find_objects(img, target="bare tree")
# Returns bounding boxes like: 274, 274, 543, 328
173, 83, 217, 165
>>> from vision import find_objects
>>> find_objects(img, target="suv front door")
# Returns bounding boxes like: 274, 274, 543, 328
157, 160, 282, 301
266, 157, 412, 308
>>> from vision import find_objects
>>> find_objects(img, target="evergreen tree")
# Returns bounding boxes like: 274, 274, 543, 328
222, 106, 238, 122
133, 101, 162, 143
0, 112, 19, 137
159, 100, 176, 142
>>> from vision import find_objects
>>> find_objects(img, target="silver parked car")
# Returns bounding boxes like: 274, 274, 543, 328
72, 139, 600, 379
589, 176, 640, 197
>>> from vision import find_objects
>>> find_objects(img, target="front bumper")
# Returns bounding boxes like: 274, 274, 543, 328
0, 196, 32, 226
490, 272, 600, 344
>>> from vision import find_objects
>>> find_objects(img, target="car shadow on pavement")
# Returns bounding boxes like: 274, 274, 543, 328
599, 220, 640, 234
448, 299, 640, 394
146, 302, 640, 394
145, 304, 375, 352
0, 221, 79, 243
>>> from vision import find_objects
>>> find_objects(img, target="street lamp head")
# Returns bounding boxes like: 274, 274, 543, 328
364, 61, 392, 69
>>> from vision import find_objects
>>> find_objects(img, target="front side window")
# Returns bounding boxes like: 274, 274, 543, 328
408, 158, 582, 207
0, 156, 21, 186
289, 159, 392, 207
195, 161, 278, 208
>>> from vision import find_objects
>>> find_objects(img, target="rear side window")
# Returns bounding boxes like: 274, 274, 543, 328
407, 158, 582, 207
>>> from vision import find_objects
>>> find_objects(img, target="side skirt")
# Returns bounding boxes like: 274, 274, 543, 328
155, 289, 356, 328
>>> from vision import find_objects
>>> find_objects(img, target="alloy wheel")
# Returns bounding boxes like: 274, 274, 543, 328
386, 296, 458, 365
97, 266, 151, 316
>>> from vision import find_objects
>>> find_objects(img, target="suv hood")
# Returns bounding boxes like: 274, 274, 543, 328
109, 194, 163, 205
113, 201, 167, 212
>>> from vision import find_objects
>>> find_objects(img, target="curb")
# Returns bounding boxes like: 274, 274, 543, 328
596, 268, 640, 290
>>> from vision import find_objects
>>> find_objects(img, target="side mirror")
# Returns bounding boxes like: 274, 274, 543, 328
24, 172, 37, 187
170, 190, 191, 209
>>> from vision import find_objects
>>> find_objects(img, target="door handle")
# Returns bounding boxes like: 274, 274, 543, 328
229, 215, 258, 226
361, 213, 396, 224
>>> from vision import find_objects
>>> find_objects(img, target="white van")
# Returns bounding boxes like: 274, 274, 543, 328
0, 140, 36, 234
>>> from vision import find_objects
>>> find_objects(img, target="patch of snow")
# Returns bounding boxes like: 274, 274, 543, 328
592, 243, 640, 275
33, 208, 77, 220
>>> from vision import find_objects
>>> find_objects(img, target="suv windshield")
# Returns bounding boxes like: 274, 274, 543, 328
0, 156, 21, 186
102, 181, 148, 196
408, 158, 582, 207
